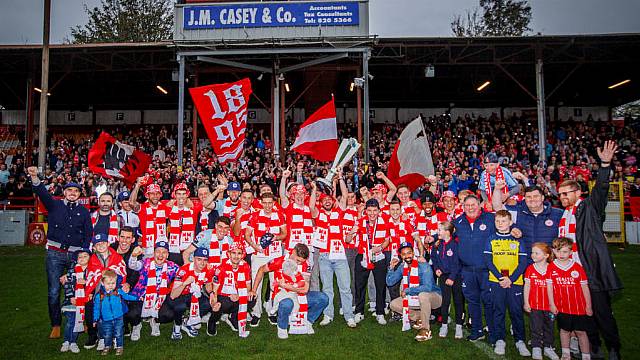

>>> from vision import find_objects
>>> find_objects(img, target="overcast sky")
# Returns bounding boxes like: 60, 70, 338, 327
1, 0, 639, 44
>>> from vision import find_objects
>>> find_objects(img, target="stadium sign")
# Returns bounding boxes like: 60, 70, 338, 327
174, 0, 369, 41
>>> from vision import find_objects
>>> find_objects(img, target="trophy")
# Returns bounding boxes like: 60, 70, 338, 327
317, 138, 361, 192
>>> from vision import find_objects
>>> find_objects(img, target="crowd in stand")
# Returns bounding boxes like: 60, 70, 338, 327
3, 113, 637, 360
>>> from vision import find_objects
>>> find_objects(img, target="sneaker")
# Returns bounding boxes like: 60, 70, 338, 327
69, 343, 80, 354
347, 318, 357, 328
60, 341, 70, 352
467, 332, 486, 342
249, 316, 260, 327
412, 319, 423, 330
306, 321, 315, 335
516, 340, 531, 357
532, 347, 543, 360
439, 324, 448, 338
277, 327, 288, 339
494, 340, 506, 356
354, 313, 365, 324
223, 316, 238, 331
130, 324, 142, 341
181, 324, 199, 338
150, 318, 161, 337
319, 315, 332, 326
171, 327, 183, 341
201, 313, 210, 324
543, 347, 560, 360
206, 322, 217, 337
96, 339, 105, 351
115, 348, 124, 356
84, 337, 98, 350
376, 314, 387, 325
455, 324, 463, 339
100, 348, 109, 356
415, 329, 432, 342
384, 306, 390, 315
268, 315, 278, 325
390, 313, 402, 322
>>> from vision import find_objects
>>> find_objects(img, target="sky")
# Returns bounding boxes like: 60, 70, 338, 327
0, 0, 639, 44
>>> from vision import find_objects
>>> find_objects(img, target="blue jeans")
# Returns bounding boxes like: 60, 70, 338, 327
461, 269, 494, 340
63, 311, 79, 343
277, 291, 329, 330
318, 254, 354, 320
99, 317, 125, 349
46, 250, 75, 326
489, 283, 525, 342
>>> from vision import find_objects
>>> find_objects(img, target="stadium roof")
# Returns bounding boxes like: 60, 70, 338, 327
1, 33, 638, 112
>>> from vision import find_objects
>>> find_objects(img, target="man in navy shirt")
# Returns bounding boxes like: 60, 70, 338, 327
28, 166, 92, 339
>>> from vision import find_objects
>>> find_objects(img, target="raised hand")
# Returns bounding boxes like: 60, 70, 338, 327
27, 166, 39, 179
597, 140, 617, 164
282, 169, 291, 178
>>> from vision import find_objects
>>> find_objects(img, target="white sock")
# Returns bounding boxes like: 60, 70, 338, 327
562, 348, 571, 356
581, 353, 591, 360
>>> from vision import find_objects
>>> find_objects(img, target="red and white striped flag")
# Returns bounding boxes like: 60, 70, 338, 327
291, 98, 338, 162
387, 117, 434, 191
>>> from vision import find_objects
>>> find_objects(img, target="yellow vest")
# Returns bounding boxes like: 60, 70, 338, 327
488, 238, 524, 285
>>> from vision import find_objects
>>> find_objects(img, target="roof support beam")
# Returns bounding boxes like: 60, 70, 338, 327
496, 63, 537, 101
196, 56, 272, 73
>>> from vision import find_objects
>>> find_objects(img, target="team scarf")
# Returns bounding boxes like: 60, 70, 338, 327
287, 203, 314, 249
401, 259, 421, 331
286, 273, 309, 335
222, 198, 239, 220
360, 218, 380, 270
73, 265, 88, 333
91, 210, 119, 244
141, 202, 167, 249
236, 261, 250, 338
186, 263, 208, 326
484, 166, 509, 203
199, 210, 211, 231
208, 234, 230, 266
559, 199, 582, 263
168, 206, 196, 253
141, 262, 169, 318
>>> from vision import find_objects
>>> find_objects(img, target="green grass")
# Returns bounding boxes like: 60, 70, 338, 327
0, 246, 638, 359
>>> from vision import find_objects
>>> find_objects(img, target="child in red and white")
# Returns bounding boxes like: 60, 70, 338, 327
546, 237, 593, 360
524, 242, 560, 360
269, 258, 306, 316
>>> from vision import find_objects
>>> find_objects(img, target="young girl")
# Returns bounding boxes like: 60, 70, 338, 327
524, 242, 560, 360
60, 248, 91, 354
430, 221, 464, 339
547, 237, 593, 360
93, 270, 137, 356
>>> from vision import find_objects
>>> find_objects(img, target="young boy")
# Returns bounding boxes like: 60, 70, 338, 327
93, 270, 138, 356
60, 248, 91, 354
547, 237, 593, 360
483, 210, 529, 356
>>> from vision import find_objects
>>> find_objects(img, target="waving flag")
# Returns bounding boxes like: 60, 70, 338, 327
88, 132, 151, 186
387, 117, 434, 191
189, 78, 252, 164
291, 97, 338, 162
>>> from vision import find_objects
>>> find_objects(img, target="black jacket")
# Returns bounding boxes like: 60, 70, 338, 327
575, 165, 623, 293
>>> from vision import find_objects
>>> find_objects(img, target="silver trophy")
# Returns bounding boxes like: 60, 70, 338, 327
317, 138, 361, 191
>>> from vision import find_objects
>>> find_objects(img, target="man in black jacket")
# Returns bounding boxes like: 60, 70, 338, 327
557, 140, 623, 360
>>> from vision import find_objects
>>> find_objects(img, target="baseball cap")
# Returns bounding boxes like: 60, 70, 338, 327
64, 182, 82, 191
421, 191, 436, 204
117, 191, 130, 202
194, 247, 209, 258
77, 248, 92, 256
92, 233, 109, 245
398, 242, 413, 252
484, 152, 499, 164
155, 240, 169, 250
365, 198, 379, 208
227, 182, 241, 192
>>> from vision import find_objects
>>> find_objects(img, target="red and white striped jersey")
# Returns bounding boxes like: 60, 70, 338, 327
356, 215, 390, 255
139, 201, 169, 249
222, 199, 239, 221
167, 206, 197, 253
388, 217, 418, 257
235, 207, 256, 254
546, 259, 588, 315
248, 209, 286, 258
341, 206, 360, 249
524, 264, 549, 311
315, 208, 344, 254
416, 209, 438, 238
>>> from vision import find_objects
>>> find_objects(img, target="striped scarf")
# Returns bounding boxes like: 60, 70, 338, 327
401, 259, 420, 331
208, 234, 230, 267
186, 263, 208, 326
236, 262, 250, 338
168, 206, 196, 253
73, 265, 88, 333
91, 210, 119, 244
287, 203, 314, 249
559, 199, 582, 263
199, 210, 211, 231
141, 203, 167, 250
141, 262, 169, 318
287, 268, 309, 335
484, 166, 509, 203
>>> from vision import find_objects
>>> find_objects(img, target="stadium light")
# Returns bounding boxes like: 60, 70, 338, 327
349, 82, 355, 92
476, 81, 491, 91
34, 87, 50, 96
156, 85, 168, 95
608, 79, 630, 89
285, 83, 290, 92
257, 73, 264, 81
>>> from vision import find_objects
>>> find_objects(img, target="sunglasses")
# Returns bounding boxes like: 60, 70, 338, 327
558, 189, 578, 197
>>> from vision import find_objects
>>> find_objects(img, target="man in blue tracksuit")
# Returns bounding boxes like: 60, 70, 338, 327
492, 183, 562, 262
454, 194, 496, 342
28, 166, 92, 339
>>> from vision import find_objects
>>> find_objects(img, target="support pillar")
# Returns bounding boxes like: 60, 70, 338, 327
535, 58, 547, 163
362, 49, 370, 163
177, 55, 185, 168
